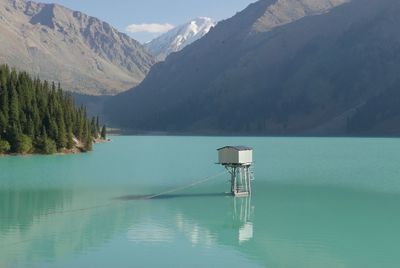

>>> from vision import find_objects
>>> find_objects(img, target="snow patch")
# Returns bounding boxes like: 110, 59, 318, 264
145, 17, 216, 60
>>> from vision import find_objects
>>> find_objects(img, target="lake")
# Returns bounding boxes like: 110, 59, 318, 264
1, 136, 400, 268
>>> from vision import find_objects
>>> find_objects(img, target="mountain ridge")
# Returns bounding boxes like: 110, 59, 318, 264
0, 0, 156, 95
105, 0, 400, 136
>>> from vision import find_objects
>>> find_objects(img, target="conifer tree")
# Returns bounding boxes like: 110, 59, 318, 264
9, 84, 20, 130
0, 64, 99, 154
85, 131, 93, 151
56, 117, 67, 149
0, 79, 9, 125
66, 129, 74, 150
0, 112, 6, 134
96, 116, 100, 135
90, 117, 97, 138
40, 127, 57, 154
82, 118, 92, 151
26, 117, 35, 139
101, 125, 107, 139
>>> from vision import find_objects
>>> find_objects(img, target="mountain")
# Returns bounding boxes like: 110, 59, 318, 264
144, 17, 215, 61
0, 0, 156, 95
105, 0, 400, 136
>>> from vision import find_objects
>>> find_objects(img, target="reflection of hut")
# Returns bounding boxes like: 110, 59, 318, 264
217, 146, 254, 197
233, 196, 254, 244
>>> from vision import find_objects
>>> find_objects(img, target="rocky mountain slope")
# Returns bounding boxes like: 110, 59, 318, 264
109, 0, 394, 135
0, 0, 156, 95
145, 17, 216, 61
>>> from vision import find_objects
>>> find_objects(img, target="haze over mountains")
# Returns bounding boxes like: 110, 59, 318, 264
0, 0, 156, 95
145, 17, 216, 61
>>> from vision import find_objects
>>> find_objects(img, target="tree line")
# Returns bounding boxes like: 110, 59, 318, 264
0, 64, 106, 154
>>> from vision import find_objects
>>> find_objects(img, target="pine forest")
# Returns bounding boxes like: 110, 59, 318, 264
0, 64, 106, 154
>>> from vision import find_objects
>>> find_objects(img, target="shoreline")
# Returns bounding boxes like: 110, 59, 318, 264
0, 138, 111, 157
106, 129, 400, 139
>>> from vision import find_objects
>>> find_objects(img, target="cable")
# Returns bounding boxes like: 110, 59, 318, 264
145, 171, 227, 200
0, 170, 228, 248
2, 171, 228, 219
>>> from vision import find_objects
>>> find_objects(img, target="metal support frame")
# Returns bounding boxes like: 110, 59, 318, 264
225, 164, 253, 197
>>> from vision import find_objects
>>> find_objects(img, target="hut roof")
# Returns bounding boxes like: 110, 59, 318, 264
217, 146, 253, 151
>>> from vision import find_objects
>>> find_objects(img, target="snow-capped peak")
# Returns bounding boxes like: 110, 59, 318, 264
145, 17, 216, 61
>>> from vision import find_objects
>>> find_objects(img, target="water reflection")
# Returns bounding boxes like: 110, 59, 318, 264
127, 221, 174, 243
124, 193, 254, 248
234, 197, 254, 244
0, 188, 137, 268
2, 183, 400, 268
0, 189, 72, 233
233, 183, 400, 268
3, 136, 400, 267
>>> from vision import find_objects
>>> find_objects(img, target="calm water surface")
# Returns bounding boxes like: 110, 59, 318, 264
1, 136, 400, 268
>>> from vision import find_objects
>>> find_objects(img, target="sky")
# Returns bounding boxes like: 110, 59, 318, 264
39, 0, 255, 43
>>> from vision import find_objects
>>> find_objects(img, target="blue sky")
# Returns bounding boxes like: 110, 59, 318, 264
40, 0, 255, 43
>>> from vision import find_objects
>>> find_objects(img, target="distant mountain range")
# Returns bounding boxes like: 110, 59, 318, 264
3, 0, 400, 136
144, 17, 216, 61
0, 0, 156, 95
108, 0, 379, 134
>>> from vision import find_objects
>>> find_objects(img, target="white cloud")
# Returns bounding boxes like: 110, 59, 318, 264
126, 23, 175, 33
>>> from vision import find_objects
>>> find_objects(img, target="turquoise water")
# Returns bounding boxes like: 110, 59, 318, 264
1, 136, 400, 267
